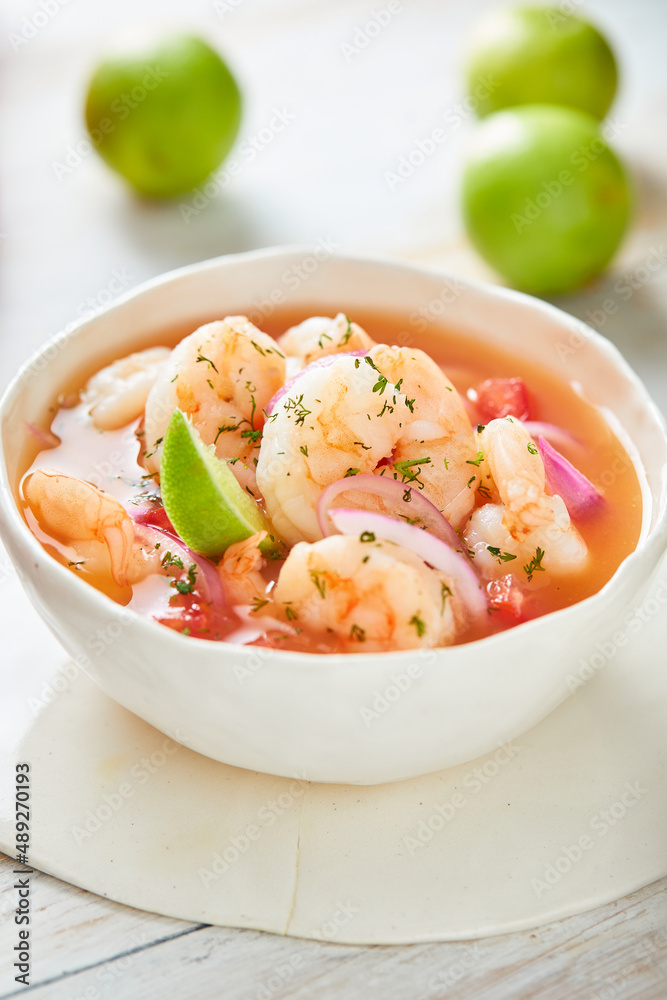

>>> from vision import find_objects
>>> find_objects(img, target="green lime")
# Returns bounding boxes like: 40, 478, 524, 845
161, 410, 277, 558
85, 33, 242, 198
465, 6, 618, 120
461, 105, 632, 295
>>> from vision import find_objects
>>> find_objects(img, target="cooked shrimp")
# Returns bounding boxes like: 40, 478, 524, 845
256, 347, 479, 546
143, 317, 286, 474
278, 313, 375, 368
23, 470, 161, 587
219, 531, 268, 606
464, 417, 588, 580
273, 533, 460, 651
82, 347, 171, 430
368, 345, 480, 523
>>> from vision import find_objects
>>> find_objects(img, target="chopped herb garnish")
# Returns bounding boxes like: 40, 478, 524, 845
466, 451, 485, 467
393, 457, 431, 487
181, 627, 191, 636
284, 605, 298, 621
250, 597, 269, 614
360, 531, 375, 543
283, 394, 311, 426
443, 457, 449, 470
377, 400, 394, 417
214, 422, 241, 443
67, 560, 85, 569
240, 428, 262, 444
144, 436, 164, 459
409, 614, 426, 637
310, 570, 327, 598
487, 546, 517, 564
527, 442, 538, 455
467, 475, 476, 488
245, 485, 255, 497
196, 354, 218, 372
477, 424, 486, 433
161, 551, 184, 571
477, 484, 492, 500
524, 547, 546, 582
362, 555, 370, 563
300, 444, 309, 457
338, 316, 353, 346
250, 339, 266, 355
440, 583, 452, 615
317, 331, 332, 349
354, 441, 372, 450
402, 488, 412, 502
362, 356, 390, 396
344, 467, 360, 477
350, 623, 366, 642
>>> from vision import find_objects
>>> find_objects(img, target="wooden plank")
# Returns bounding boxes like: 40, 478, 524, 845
0, 854, 197, 995
2, 853, 665, 1000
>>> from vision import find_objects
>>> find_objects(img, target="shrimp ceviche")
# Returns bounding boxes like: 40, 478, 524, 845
21, 309, 642, 654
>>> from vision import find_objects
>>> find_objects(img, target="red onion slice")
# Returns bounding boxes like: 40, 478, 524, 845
26, 422, 61, 449
266, 350, 368, 415
317, 473, 462, 549
134, 522, 225, 607
131, 503, 176, 533
328, 508, 487, 621
538, 436, 604, 519
524, 421, 581, 452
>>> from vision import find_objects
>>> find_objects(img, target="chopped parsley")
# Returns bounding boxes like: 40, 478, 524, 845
338, 316, 353, 346
171, 564, 197, 595
214, 422, 241, 443
161, 551, 184, 571
440, 583, 452, 615
283, 394, 312, 426
523, 547, 546, 582
393, 457, 431, 487
409, 614, 426, 637
487, 546, 517, 564
144, 436, 163, 459
310, 570, 327, 598
196, 354, 218, 372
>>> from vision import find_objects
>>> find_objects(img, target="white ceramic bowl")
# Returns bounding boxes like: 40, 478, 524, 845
1, 248, 666, 785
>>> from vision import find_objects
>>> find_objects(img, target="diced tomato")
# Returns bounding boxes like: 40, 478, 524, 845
475, 378, 531, 422
134, 504, 176, 534
156, 593, 237, 641
487, 575, 525, 623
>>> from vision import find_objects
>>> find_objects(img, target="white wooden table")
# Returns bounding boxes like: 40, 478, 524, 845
1, 0, 666, 995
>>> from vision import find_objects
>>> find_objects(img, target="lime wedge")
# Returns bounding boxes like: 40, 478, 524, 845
160, 409, 279, 558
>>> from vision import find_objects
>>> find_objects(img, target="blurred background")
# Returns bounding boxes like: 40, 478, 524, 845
1, 0, 666, 407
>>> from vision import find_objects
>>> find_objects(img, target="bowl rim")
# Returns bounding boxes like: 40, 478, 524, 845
1, 244, 666, 666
